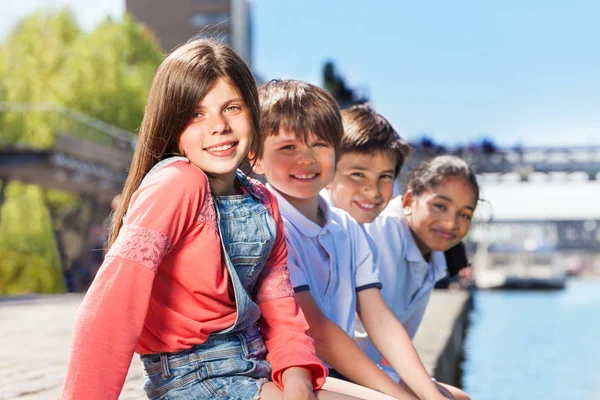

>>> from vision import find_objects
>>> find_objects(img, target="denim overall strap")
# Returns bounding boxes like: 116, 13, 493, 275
213, 171, 276, 335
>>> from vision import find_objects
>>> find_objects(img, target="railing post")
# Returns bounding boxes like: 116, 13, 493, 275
0, 177, 7, 225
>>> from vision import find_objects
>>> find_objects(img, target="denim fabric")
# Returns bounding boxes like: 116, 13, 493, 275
140, 161, 277, 399
212, 170, 276, 335
141, 324, 271, 399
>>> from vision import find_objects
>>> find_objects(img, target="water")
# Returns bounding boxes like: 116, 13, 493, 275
462, 279, 600, 400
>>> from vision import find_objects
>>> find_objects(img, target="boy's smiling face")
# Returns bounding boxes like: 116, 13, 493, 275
328, 151, 397, 224
256, 128, 336, 201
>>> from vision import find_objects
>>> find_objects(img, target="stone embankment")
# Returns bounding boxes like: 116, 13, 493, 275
1, 290, 471, 399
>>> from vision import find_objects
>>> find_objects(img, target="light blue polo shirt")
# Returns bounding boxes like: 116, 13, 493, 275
357, 200, 448, 365
267, 185, 382, 339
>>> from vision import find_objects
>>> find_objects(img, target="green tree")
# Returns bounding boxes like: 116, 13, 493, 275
0, 9, 80, 147
0, 182, 66, 294
57, 14, 163, 133
0, 9, 163, 294
322, 61, 368, 109
0, 9, 162, 146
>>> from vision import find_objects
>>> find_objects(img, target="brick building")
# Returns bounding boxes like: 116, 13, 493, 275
126, 0, 252, 65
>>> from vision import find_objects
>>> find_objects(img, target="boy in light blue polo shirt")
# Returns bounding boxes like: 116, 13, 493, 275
327, 103, 475, 400
255, 80, 450, 400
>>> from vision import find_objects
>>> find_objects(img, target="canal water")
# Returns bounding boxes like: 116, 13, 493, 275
462, 279, 600, 399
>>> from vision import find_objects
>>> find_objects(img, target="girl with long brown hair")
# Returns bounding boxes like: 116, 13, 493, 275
61, 39, 387, 400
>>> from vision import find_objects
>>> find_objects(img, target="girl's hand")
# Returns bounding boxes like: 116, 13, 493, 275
282, 367, 316, 400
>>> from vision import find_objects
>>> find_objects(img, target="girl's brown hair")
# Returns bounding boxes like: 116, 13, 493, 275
108, 38, 260, 248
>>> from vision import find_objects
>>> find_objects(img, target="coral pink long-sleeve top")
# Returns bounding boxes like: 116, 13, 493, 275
61, 160, 327, 399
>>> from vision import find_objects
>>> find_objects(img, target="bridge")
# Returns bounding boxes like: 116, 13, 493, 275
2, 103, 599, 291
0, 103, 135, 291
3, 103, 599, 201
404, 145, 600, 181
0, 103, 135, 206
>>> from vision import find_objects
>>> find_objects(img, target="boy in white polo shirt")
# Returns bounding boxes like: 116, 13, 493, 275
254, 80, 450, 400
327, 104, 474, 400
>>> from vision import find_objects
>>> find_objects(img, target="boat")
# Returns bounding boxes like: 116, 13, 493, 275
473, 242, 567, 290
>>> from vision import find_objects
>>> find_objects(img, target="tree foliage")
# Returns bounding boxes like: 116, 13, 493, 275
0, 9, 80, 147
0, 182, 66, 294
322, 61, 368, 109
0, 9, 162, 147
0, 9, 163, 294
57, 14, 163, 133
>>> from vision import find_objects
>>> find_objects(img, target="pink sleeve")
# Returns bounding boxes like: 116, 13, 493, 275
61, 163, 208, 399
259, 299, 328, 391
254, 192, 328, 390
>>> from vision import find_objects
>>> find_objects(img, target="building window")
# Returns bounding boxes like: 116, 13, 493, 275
190, 13, 229, 27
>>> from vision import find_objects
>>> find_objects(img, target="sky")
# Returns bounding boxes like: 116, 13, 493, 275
2, 0, 599, 147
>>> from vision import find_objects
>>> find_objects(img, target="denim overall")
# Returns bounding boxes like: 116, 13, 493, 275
139, 158, 277, 399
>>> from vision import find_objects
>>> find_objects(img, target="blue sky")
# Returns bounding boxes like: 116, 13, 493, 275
2, 1, 599, 147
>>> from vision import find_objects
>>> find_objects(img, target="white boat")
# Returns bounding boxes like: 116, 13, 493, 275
473, 242, 567, 290
468, 179, 600, 290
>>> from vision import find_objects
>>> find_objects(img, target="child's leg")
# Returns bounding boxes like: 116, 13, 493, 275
322, 377, 413, 400
436, 382, 470, 400
258, 378, 400, 399
256, 382, 281, 398
399, 379, 470, 400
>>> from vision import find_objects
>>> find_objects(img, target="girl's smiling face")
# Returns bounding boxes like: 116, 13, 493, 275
403, 176, 477, 254
178, 78, 252, 185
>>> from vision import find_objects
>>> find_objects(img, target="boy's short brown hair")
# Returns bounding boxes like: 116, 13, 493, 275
340, 103, 411, 177
258, 79, 343, 154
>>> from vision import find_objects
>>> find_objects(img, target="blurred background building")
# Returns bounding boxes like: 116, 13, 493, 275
126, 0, 252, 65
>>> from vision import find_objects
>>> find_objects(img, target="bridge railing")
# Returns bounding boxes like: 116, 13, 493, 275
2, 103, 598, 179
0, 102, 136, 151
402, 145, 600, 179
0, 102, 135, 172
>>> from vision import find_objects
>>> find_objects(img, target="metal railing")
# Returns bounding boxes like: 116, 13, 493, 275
0, 102, 136, 150
403, 145, 600, 180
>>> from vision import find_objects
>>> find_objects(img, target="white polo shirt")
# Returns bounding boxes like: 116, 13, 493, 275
357, 195, 448, 365
268, 185, 382, 338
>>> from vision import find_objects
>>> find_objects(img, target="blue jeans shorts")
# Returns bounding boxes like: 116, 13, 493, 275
140, 326, 272, 399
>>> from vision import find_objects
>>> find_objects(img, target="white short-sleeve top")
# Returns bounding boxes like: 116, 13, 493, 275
357, 196, 448, 364
268, 185, 382, 338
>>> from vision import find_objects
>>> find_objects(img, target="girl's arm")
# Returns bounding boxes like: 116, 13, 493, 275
356, 288, 447, 400
257, 295, 328, 391
61, 163, 207, 399
254, 191, 328, 391
294, 291, 417, 400
62, 257, 156, 399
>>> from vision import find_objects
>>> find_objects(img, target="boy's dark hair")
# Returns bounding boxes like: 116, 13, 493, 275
340, 104, 411, 177
404, 155, 480, 201
258, 79, 343, 154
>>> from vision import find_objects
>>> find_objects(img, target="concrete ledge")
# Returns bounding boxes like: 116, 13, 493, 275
0, 294, 146, 399
412, 289, 473, 386
1, 291, 473, 398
